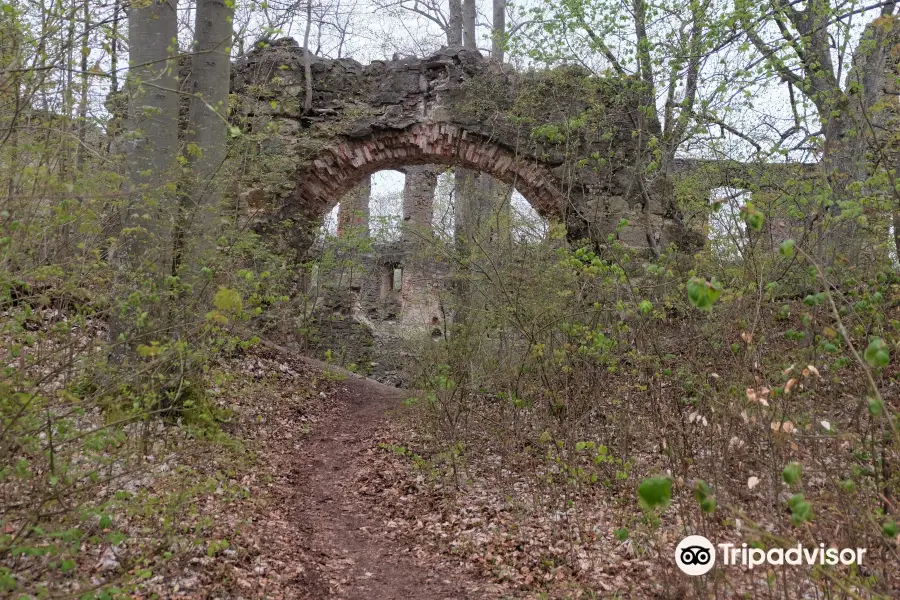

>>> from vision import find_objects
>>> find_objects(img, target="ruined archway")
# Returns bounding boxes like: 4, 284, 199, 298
293, 123, 563, 225
230, 39, 686, 253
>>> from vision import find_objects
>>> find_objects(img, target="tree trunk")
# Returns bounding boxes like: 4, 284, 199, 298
179, 0, 234, 287
456, 0, 481, 246
59, 0, 76, 189
491, 0, 505, 61
817, 20, 895, 264
122, 0, 179, 262
454, 0, 490, 321
302, 1, 314, 114
75, 0, 89, 173
110, 0, 119, 95
745, 9, 897, 265
105, 0, 120, 156
109, 0, 179, 360
448, 0, 463, 46
462, 0, 476, 49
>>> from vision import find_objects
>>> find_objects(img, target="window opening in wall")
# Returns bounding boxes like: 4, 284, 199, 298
379, 263, 402, 299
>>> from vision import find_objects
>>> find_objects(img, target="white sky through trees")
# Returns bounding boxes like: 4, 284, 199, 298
23, 0, 885, 235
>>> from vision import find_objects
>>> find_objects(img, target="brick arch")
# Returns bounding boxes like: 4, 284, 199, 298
290, 123, 565, 229
231, 41, 680, 253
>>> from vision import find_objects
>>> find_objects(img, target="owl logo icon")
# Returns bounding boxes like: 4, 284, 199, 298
676, 535, 716, 576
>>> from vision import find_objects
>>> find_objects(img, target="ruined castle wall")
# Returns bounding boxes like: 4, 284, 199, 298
337, 175, 371, 236
229, 40, 686, 254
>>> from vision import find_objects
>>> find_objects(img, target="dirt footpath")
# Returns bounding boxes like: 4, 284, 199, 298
285, 367, 486, 599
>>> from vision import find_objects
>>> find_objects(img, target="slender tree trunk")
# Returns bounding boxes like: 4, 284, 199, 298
302, 1, 314, 115
490, 0, 508, 239
122, 0, 179, 260
110, 0, 119, 95
456, 0, 480, 239
817, 21, 895, 264
448, 0, 463, 46
179, 0, 234, 288
60, 0, 76, 186
75, 0, 89, 173
491, 0, 505, 61
454, 0, 488, 323
109, 0, 179, 360
1, 8, 23, 201
105, 0, 120, 156
462, 0, 476, 49
455, 0, 480, 260
744, 9, 897, 264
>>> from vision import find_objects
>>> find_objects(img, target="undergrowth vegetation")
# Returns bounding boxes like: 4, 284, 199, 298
396, 209, 900, 596
0, 16, 302, 593
0, 201, 300, 596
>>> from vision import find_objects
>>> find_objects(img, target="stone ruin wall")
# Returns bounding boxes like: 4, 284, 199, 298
227, 39, 698, 376
228, 39, 694, 255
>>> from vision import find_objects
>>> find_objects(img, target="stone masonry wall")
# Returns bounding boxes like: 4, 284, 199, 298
229, 39, 685, 254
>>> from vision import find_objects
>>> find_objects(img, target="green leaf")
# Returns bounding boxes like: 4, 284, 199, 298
687, 277, 723, 313
883, 519, 899, 538
741, 203, 765, 231
788, 493, 813, 525
706, 279, 722, 303
782, 462, 802, 485
863, 337, 890, 368
694, 479, 712, 501
106, 531, 126, 546
839, 479, 857, 493
779, 239, 795, 257
694, 480, 716, 513
614, 527, 629, 541
747, 211, 764, 230
868, 397, 884, 417
638, 476, 672, 511
687, 277, 705, 307
213, 288, 243, 313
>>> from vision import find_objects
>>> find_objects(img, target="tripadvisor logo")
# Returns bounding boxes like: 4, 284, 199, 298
676, 535, 716, 576
675, 536, 867, 576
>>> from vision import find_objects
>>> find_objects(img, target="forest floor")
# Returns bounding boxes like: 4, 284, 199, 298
139, 341, 676, 599
29, 309, 892, 599
276, 361, 492, 599
16, 310, 897, 598
143, 345, 504, 599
